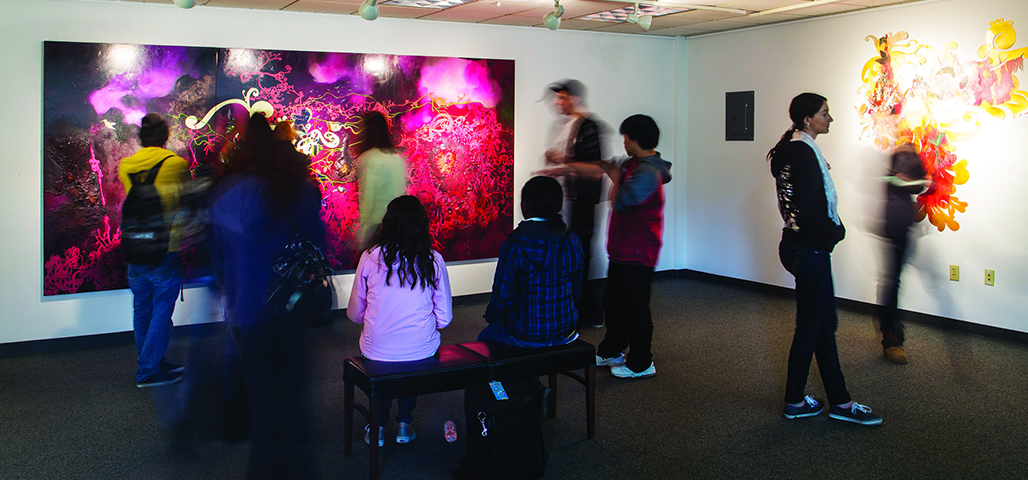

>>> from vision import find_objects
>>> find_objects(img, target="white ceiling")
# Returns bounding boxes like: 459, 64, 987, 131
121, 0, 928, 37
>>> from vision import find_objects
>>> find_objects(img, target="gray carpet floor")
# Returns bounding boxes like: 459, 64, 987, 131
2, 278, 1027, 479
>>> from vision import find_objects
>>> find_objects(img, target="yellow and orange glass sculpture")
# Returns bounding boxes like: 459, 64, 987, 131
858, 20, 1028, 231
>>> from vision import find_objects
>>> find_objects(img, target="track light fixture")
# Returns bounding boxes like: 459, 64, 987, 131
543, 0, 565, 31
359, 0, 380, 21
626, 3, 652, 31
173, 0, 196, 8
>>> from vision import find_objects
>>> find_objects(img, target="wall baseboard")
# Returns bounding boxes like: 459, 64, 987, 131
675, 269, 1028, 346
4, 270, 1024, 357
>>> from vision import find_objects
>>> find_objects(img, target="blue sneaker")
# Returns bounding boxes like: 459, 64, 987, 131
596, 353, 626, 367
364, 424, 384, 447
829, 402, 882, 425
161, 359, 185, 373
783, 395, 825, 419
136, 370, 183, 388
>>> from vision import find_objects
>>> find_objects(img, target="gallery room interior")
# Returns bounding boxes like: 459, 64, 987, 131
2, 0, 1027, 478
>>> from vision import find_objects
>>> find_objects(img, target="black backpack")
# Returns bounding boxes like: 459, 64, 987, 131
121, 156, 173, 265
456, 375, 547, 480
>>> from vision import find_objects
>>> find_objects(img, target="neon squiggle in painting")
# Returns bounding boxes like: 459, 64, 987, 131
858, 19, 1028, 231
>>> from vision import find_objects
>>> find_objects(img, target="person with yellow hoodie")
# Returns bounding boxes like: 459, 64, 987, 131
118, 113, 190, 388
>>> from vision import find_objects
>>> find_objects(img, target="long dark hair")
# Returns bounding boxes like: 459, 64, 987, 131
370, 195, 437, 290
222, 113, 313, 211
766, 92, 827, 161
353, 110, 396, 157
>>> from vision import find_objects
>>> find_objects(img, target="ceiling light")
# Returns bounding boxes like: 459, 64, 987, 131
359, 0, 379, 20
173, 0, 195, 8
626, 3, 652, 31
543, 0, 565, 31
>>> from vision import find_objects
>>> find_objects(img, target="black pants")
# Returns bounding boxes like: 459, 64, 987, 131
232, 314, 312, 480
597, 261, 654, 372
876, 233, 908, 347
571, 190, 603, 326
779, 240, 851, 406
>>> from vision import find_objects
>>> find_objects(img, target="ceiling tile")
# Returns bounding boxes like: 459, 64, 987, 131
205, 0, 296, 9
647, 9, 743, 29
285, 0, 362, 14
478, 15, 544, 26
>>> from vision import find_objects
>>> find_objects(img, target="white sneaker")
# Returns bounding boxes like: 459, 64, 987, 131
395, 421, 416, 443
610, 363, 656, 379
364, 425, 384, 447
596, 353, 626, 367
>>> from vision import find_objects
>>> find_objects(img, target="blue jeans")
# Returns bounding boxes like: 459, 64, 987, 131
128, 251, 181, 383
379, 397, 417, 426
778, 241, 851, 406
477, 322, 576, 348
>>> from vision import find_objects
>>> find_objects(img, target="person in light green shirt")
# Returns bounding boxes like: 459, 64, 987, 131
354, 111, 408, 249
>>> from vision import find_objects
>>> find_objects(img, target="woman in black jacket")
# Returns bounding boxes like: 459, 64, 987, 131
768, 92, 882, 426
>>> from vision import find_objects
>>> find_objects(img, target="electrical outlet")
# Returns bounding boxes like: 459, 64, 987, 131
950, 265, 960, 281
985, 269, 995, 286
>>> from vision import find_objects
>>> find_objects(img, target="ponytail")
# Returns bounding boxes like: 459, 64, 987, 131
767, 126, 798, 161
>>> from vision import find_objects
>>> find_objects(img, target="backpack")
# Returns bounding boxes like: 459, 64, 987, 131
121, 156, 173, 265
456, 375, 547, 480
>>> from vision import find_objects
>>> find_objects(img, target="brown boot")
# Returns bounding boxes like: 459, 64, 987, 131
884, 346, 908, 364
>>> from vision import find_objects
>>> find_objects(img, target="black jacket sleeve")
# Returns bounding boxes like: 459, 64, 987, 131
773, 142, 845, 251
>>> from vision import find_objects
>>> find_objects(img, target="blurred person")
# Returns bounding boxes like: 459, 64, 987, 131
348, 195, 453, 446
118, 112, 189, 388
354, 110, 408, 250
876, 140, 929, 364
542, 79, 608, 328
209, 112, 325, 478
768, 93, 881, 425
479, 176, 583, 347
594, 115, 671, 379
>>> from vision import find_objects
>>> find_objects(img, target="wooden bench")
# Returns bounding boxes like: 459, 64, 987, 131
343, 339, 596, 480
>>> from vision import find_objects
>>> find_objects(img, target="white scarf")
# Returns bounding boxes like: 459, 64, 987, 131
791, 130, 840, 225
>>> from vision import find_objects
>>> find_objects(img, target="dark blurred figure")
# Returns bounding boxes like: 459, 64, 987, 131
118, 112, 189, 388
209, 113, 326, 479
877, 142, 928, 364
354, 110, 408, 251
543, 80, 608, 328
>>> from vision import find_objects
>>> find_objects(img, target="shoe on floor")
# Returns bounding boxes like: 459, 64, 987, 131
610, 363, 656, 379
884, 346, 908, 364
395, 421, 416, 444
161, 359, 185, 373
828, 402, 882, 425
580, 321, 604, 329
136, 370, 184, 388
596, 352, 626, 367
364, 424, 385, 447
783, 395, 825, 419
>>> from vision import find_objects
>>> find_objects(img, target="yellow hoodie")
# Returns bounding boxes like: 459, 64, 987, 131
118, 147, 190, 252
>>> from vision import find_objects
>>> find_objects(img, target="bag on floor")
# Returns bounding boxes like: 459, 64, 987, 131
456, 375, 546, 480
121, 156, 173, 265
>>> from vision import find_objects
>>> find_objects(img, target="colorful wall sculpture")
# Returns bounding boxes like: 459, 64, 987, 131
43, 42, 515, 296
858, 19, 1028, 232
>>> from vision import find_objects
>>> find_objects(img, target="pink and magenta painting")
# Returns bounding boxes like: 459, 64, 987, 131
43, 42, 515, 296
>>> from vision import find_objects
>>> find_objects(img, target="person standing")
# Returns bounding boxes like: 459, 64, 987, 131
768, 92, 881, 425
544, 80, 607, 328
354, 110, 408, 251
594, 115, 671, 379
877, 141, 928, 364
209, 113, 326, 478
118, 113, 189, 388
348, 195, 453, 446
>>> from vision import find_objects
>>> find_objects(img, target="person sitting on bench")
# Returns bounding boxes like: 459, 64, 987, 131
348, 195, 453, 446
479, 176, 584, 347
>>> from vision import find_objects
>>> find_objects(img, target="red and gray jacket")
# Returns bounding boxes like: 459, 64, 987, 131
607, 153, 672, 268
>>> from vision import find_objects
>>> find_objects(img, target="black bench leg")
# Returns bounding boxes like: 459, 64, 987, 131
548, 373, 558, 418
369, 401, 380, 480
344, 381, 354, 457
586, 365, 595, 438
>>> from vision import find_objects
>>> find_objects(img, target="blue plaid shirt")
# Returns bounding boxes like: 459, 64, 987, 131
484, 219, 583, 346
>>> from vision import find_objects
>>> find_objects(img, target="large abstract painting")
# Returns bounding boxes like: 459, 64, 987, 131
43, 41, 515, 296
858, 19, 1028, 232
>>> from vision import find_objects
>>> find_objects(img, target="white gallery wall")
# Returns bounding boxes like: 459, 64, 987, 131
0, 0, 678, 344
685, 0, 1028, 333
